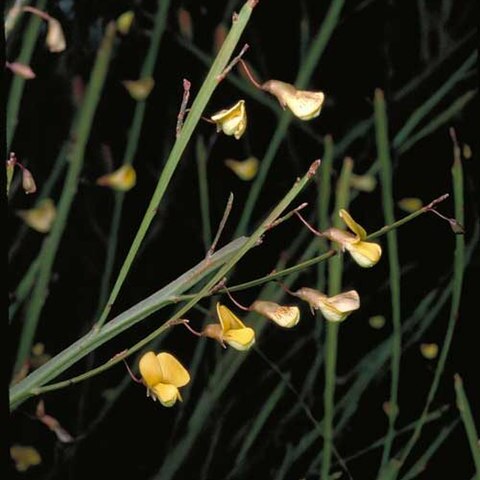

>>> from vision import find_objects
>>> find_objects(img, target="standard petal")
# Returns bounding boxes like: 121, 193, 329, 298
210, 100, 247, 139
139, 351, 163, 388
327, 290, 360, 313
225, 157, 259, 181
317, 300, 347, 322
156, 352, 190, 387
345, 241, 382, 268
151, 383, 181, 407
250, 301, 300, 328
285, 90, 324, 120
224, 327, 255, 351
339, 209, 367, 240
216, 303, 247, 331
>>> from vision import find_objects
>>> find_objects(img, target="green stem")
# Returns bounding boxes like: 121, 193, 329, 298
321, 156, 352, 479
454, 374, 480, 475
13, 23, 117, 374
375, 89, 402, 471
95, 0, 257, 329
6, 0, 48, 151
379, 133, 466, 479
196, 135, 212, 251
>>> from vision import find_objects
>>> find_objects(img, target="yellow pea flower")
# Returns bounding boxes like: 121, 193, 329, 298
210, 100, 247, 140
261, 80, 325, 120
21, 166, 37, 194
293, 287, 360, 322
10, 445, 41, 472
323, 209, 382, 268
202, 303, 255, 351
17, 198, 56, 233
139, 352, 190, 407
116, 11, 135, 35
224, 156, 259, 181
96, 164, 136, 191
122, 77, 155, 101
250, 300, 300, 328
397, 197, 423, 213
350, 173, 377, 192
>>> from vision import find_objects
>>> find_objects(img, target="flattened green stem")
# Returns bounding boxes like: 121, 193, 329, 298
196, 135, 212, 250
7, 0, 48, 151
378, 132, 466, 480
454, 374, 480, 475
321, 156, 352, 479
13, 23, 117, 374
375, 89, 402, 471
95, 0, 258, 330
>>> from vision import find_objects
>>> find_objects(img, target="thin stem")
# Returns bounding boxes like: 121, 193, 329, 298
294, 210, 325, 237
217, 43, 250, 82
266, 202, 309, 230
224, 287, 251, 311
321, 156, 352, 479
238, 58, 263, 89
176, 78, 191, 137
375, 89, 402, 472
207, 192, 234, 258
196, 135, 213, 251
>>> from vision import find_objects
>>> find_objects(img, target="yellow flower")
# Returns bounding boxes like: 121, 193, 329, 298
116, 11, 135, 35
323, 209, 382, 268
21, 166, 37, 194
397, 197, 423, 213
210, 100, 247, 139
122, 77, 155, 101
224, 156, 259, 181
293, 287, 360, 322
250, 300, 300, 328
420, 343, 439, 360
46, 17, 66, 52
261, 80, 325, 120
139, 351, 190, 407
17, 198, 56, 233
10, 445, 41, 472
96, 164, 136, 191
202, 303, 255, 351
369, 315, 386, 329
350, 173, 377, 193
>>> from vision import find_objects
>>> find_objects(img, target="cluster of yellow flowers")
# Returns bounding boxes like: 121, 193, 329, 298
139, 210, 382, 407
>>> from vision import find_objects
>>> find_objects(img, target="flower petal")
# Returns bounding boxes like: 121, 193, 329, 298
151, 383, 181, 407
156, 352, 190, 387
224, 156, 259, 181
139, 351, 163, 388
96, 164, 136, 191
46, 18, 66, 52
17, 198, 56, 233
10, 445, 41, 472
327, 290, 360, 313
223, 327, 255, 351
216, 303, 247, 331
122, 77, 155, 101
116, 11, 135, 35
339, 209, 367, 239
317, 300, 348, 322
250, 300, 300, 328
345, 240, 382, 268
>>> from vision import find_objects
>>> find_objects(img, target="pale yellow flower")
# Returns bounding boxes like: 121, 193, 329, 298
262, 80, 324, 120
323, 209, 382, 268
139, 352, 190, 407
116, 11, 135, 35
350, 173, 377, 193
10, 445, 41, 472
122, 77, 155, 101
397, 197, 423, 213
46, 18, 66, 52
202, 303, 255, 351
369, 315, 386, 329
250, 300, 300, 328
96, 164, 136, 191
224, 156, 259, 181
17, 198, 56, 233
210, 100, 247, 139
21, 167, 37, 194
293, 287, 360, 322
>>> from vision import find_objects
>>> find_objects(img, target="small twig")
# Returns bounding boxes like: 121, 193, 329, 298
206, 192, 234, 258
217, 44, 250, 82
238, 58, 263, 89
176, 78, 191, 137
266, 202, 308, 230
22, 5, 51, 21
181, 320, 203, 337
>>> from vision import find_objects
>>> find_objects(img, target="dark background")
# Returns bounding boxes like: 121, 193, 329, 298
6, 0, 479, 479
